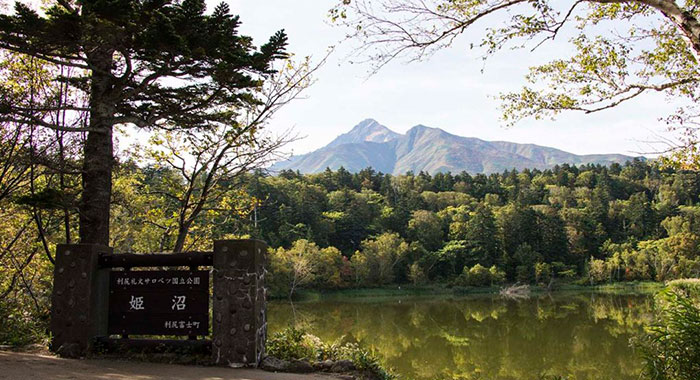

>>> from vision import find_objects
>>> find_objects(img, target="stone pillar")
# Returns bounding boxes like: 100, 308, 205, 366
50, 244, 112, 357
211, 239, 267, 367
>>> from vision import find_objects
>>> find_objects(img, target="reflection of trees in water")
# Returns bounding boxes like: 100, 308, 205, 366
268, 294, 654, 380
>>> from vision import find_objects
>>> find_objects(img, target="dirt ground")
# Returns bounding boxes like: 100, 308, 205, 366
0, 351, 340, 380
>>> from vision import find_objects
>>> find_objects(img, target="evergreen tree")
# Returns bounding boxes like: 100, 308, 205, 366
0, 0, 287, 244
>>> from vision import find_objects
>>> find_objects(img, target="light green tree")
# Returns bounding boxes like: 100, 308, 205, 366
355, 232, 410, 284
270, 239, 320, 299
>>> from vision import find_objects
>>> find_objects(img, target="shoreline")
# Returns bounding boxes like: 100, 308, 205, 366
275, 281, 664, 302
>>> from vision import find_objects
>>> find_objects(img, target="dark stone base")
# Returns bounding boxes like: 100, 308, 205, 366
55, 343, 83, 358
260, 356, 356, 374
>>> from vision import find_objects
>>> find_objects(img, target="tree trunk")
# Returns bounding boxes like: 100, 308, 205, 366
79, 55, 115, 246
636, 0, 700, 59
172, 223, 191, 253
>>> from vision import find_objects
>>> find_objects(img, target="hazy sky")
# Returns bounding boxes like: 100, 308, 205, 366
221, 1, 674, 157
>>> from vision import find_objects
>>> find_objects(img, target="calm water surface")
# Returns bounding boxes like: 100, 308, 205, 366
268, 292, 655, 380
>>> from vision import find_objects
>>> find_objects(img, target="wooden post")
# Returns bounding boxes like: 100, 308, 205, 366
211, 240, 267, 367
50, 244, 112, 357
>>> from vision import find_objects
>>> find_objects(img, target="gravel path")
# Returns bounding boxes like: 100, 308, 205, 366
0, 351, 339, 380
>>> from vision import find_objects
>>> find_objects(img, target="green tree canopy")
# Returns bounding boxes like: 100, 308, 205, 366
0, 0, 288, 244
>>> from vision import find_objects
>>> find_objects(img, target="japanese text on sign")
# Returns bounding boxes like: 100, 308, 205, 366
115, 276, 201, 286
108, 270, 209, 336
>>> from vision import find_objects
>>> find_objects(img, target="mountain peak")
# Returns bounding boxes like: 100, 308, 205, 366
354, 118, 381, 130
407, 124, 435, 133
273, 120, 637, 175
405, 124, 451, 139
327, 119, 401, 148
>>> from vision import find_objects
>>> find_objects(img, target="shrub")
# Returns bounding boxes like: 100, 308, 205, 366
587, 257, 609, 285
666, 278, 700, 298
488, 265, 506, 285
559, 269, 577, 280
0, 303, 48, 346
267, 327, 396, 380
266, 327, 317, 361
465, 264, 490, 286
408, 262, 425, 285
636, 283, 700, 380
337, 343, 395, 380
516, 264, 535, 284
455, 264, 504, 287
535, 262, 552, 284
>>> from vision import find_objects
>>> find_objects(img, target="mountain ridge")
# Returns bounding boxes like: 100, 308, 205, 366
273, 119, 638, 175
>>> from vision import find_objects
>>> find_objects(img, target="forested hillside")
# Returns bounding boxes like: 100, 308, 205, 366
111, 160, 700, 297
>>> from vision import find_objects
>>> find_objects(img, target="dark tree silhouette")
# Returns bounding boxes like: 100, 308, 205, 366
0, 0, 288, 245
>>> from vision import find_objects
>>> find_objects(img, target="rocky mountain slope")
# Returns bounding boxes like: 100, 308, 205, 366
273, 119, 636, 175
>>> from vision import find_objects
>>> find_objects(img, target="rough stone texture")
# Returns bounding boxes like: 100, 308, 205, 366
260, 356, 286, 371
260, 357, 359, 375
260, 357, 314, 373
212, 240, 267, 367
329, 360, 356, 373
315, 360, 334, 371
54, 343, 82, 359
50, 244, 112, 357
286, 360, 314, 373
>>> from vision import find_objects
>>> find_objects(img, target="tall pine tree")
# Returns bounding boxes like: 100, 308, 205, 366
0, 0, 287, 245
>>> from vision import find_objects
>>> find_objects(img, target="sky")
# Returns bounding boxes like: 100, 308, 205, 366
219, 2, 674, 157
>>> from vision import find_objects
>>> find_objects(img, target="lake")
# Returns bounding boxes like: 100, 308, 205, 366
268, 292, 655, 380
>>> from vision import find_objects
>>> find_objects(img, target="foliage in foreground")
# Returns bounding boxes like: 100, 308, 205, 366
0, 300, 48, 347
267, 327, 395, 380
636, 279, 700, 380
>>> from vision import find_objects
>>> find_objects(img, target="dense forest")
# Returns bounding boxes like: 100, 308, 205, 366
4, 153, 700, 342
108, 159, 700, 296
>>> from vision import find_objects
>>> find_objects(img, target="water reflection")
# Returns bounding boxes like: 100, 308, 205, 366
268, 293, 654, 380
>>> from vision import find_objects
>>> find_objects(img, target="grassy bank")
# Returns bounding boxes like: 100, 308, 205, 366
290, 285, 453, 301
280, 281, 664, 302
550, 281, 664, 295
